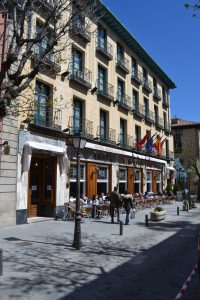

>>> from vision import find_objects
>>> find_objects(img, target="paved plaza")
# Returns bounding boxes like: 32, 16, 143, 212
0, 202, 200, 300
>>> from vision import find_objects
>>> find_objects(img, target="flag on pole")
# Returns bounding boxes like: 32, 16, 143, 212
158, 138, 166, 156
137, 134, 148, 151
153, 135, 162, 156
146, 136, 153, 153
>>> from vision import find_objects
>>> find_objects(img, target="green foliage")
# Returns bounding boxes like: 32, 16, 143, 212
173, 183, 181, 195
154, 206, 164, 212
166, 182, 172, 193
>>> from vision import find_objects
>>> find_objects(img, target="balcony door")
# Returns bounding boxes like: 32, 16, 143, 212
98, 65, 106, 92
28, 156, 56, 217
73, 99, 82, 133
97, 25, 106, 49
100, 110, 106, 142
72, 49, 82, 73
35, 81, 50, 127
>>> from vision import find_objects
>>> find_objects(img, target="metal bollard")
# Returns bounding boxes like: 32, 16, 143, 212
119, 221, 123, 235
177, 207, 179, 216
0, 249, 2, 276
187, 204, 189, 212
145, 214, 149, 227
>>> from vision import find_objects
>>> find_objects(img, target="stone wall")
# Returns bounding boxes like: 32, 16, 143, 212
0, 117, 18, 227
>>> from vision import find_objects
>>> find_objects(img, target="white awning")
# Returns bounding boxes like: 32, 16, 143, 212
85, 142, 167, 165
26, 141, 66, 154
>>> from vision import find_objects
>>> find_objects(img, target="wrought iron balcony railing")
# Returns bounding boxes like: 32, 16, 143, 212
96, 38, 113, 60
70, 21, 91, 42
69, 65, 92, 88
33, 46, 61, 71
155, 117, 164, 129
33, 104, 62, 130
116, 55, 129, 74
96, 80, 114, 101
162, 95, 169, 107
116, 92, 131, 110
132, 102, 144, 119
68, 116, 93, 139
144, 109, 155, 124
118, 134, 135, 150
164, 122, 171, 133
96, 126, 116, 145
153, 88, 162, 101
142, 78, 153, 93
131, 68, 143, 85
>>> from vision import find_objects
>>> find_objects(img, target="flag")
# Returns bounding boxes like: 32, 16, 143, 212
146, 136, 153, 153
153, 135, 162, 156
158, 138, 166, 156
137, 134, 148, 151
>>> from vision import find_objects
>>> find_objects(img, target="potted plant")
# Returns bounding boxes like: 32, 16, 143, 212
150, 206, 166, 221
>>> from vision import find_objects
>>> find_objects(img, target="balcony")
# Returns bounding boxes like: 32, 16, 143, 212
69, 65, 92, 89
155, 117, 164, 130
96, 38, 113, 60
153, 88, 162, 101
116, 93, 132, 111
118, 135, 135, 150
132, 103, 144, 119
131, 69, 143, 85
33, 46, 61, 72
33, 104, 62, 130
68, 116, 93, 139
144, 110, 155, 125
70, 21, 91, 43
142, 79, 152, 93
96, 127, 116, 145
164, 122, 171, 134
116, 56, 129, 74
162, 96, 169, 108
35, 0, 54, 11
96, 80, 114, 102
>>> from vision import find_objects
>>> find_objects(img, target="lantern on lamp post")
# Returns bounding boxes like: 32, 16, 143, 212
72, 131, 87, 250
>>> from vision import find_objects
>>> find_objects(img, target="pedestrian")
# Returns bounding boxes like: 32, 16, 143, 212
122, 190, 133, 225
109, 186, 121, 223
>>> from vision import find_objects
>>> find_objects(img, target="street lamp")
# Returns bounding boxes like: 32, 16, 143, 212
187, 166, 192, 209
72, 131, 87, 250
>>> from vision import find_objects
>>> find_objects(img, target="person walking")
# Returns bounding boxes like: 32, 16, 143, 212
109, 186, 121, 223
122, 190, 133, 225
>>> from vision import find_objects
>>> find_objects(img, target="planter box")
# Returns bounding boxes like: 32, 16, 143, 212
150, 210, 166, 221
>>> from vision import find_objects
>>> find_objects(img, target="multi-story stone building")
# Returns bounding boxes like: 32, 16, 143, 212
171, 118, 200, 195
5, 0, 176, 224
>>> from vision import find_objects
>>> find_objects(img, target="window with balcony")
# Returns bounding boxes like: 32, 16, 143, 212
71, 1, 91, 42
70, 49, 91, 88
98, 65, 106, 92
132, 90, 138, 110
154, 105, 158, 124
96, 25, 112, 60
116, 43, 129, 73
100, 110, 107, 142
73, 98, 83, 134
120, 119, 126, 147
144, 97, 149, 118
135, 125, 141, 144
142, 68, 152, 92
117, 79, 124, 101
153, 78, 161, 100
131, 58, 142, 84
34, 81, 50, 127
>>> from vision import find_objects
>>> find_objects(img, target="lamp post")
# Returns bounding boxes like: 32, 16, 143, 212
72, 131, 87, 250
187, 166, 192, 209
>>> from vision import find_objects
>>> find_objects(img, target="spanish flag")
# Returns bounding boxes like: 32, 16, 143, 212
153, 135, 161, 156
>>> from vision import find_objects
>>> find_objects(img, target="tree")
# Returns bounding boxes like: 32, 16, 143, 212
0, 0, 102, 118
190, 160, 200, 201
185, 1, 200, 17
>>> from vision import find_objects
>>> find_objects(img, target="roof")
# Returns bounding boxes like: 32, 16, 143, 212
171, 118, 200, 129
98, 1, 176, 89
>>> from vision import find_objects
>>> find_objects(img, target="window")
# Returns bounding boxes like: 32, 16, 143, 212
174, 133, 182, 152
98, 65, 106, 92
120, 119, 125, 146
100, 110, 107, 141
142, 68, 147, 84
73, 99, 83, 133
35, 81, 50, 126
35, 23, 54, 62
97, 166, 109, 195
146, 170, 152, 192
162, 86, 166, 103
134, 170, 141, 193
154, 105, 158, 123
70, 163, 86, 198
72, 2, 85, 28
156, 172, 162, 193
118, 79, 124, 101
117, 43, 124, 61
72, 49, 83, 72
135, 125, 141, 144
97, 25, 107, 50
132, 90, 138, 110
144, 97, 149, 117
163, 112, 167, 128
132, 58, 137, 75
119, 168, 127, 194
153, 78, 157, 93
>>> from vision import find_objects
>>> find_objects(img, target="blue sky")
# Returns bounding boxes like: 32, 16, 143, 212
102, 0, 200, 122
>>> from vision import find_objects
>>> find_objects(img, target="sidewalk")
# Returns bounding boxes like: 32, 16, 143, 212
0, 202, 199, 300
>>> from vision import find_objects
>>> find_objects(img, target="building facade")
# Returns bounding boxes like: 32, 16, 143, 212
171, 118, 200, 195
4, 1, 176, 224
